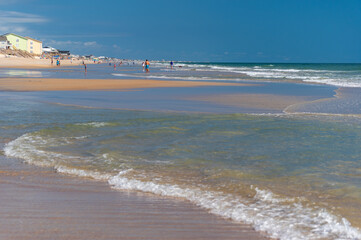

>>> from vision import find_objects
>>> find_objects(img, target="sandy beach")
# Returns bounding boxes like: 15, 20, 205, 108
0, 61, 271, 239
0, 156, 267, 240
0, 77, 255, 91
1, 60, 360, 240
0, 56, 94, 68
1, 1, 360, 239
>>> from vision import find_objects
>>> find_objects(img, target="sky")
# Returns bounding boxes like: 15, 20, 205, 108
0, 0, 360, 62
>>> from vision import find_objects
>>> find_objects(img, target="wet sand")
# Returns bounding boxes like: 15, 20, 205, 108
0, 156, 268, 240
186, 93, 318, 111
0, 77, 255, 91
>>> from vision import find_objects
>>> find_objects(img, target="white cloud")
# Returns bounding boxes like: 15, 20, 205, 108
0, 10, 48, 35
46, 40, 99, 49
84, 41, 97, 46
0, 10, 48, 23
0, 25, 26, 33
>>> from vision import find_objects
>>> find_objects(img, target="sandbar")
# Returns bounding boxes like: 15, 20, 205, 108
185, 93, 319, 111
0, 77, 256, 91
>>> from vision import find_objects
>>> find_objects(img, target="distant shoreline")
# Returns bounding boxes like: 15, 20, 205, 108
0, 56, 94, 68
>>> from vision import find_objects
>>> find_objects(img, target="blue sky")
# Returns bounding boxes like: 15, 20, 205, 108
1, 0, 360, 62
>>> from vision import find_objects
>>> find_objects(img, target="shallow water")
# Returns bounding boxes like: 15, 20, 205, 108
1, 62, 361, 239
3, 62, 361, 89
1, 91, 361, 240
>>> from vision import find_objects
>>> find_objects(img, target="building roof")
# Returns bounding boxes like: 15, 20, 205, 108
25, 37, 42, 43
4, 33, 28, 40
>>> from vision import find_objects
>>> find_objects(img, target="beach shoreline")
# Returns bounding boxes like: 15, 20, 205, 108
1, 63, 360, 239
0, 66, 271, 239
0, 56, 94, 69
0, 155, 268, 240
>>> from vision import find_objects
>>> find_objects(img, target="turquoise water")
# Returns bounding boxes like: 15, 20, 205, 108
1, 92, 361, 240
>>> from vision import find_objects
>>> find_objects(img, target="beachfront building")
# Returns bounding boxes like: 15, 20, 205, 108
42, 46, 58, 54
26, 37, 43, 55
0, 36, 11, 49
3, 33, 28, 51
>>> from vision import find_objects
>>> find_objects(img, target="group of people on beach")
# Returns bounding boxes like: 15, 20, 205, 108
80, 59, 175, 74
50, 58, 60, 66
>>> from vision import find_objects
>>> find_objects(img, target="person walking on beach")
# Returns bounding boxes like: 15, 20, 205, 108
142, 61, 145, 71
145, 59, 150, 73
114, 63, 116, 70
84, 63, 87, 72
170, 61, 173, 69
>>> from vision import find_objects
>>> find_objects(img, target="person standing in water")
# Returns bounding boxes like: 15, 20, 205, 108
142, 61, 145, 71
145, 59, 150, 73
170, 61, 173, 69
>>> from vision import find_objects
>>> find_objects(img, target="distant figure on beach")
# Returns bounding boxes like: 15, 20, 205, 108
51, 58, 53, 65
145, 60, 150, 73
84, 64, 87, 72
142, 62, 145, 71
114, 63, 116, 70
56, 60, 60, 66
170, 61, 173, 69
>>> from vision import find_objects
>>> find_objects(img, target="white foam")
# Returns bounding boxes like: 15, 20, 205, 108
108, 175, 361, 240
75, 122, 111, 128
3, 133, 88, 167
56, 166, 112, 180
112, 73, 220, 81
4, 133, 361, 240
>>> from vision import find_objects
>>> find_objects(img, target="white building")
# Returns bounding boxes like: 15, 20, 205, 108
42, 46, 58, 54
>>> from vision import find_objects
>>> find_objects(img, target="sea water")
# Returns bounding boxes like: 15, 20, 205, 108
151, 62, 361, 87
2, 62, 361, 88
1, 63, 361, 239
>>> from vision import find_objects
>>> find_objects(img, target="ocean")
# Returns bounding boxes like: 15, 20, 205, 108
115, 62, 361, 88
1, 62, 361, 239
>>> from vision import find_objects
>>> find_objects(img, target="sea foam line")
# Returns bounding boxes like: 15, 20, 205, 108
4, 133, 361, 240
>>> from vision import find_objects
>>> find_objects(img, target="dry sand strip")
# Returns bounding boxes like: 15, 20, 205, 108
0, 78, 256, 91
0, 157, 268, 240
0, 57, 94, 68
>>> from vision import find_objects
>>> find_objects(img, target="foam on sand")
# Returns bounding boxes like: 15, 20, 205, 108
4, 132, 361, 240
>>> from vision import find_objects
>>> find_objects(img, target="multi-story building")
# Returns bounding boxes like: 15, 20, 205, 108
26, 37, 43, 55
3, 33, 28, 51
2, 33, 43, 55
